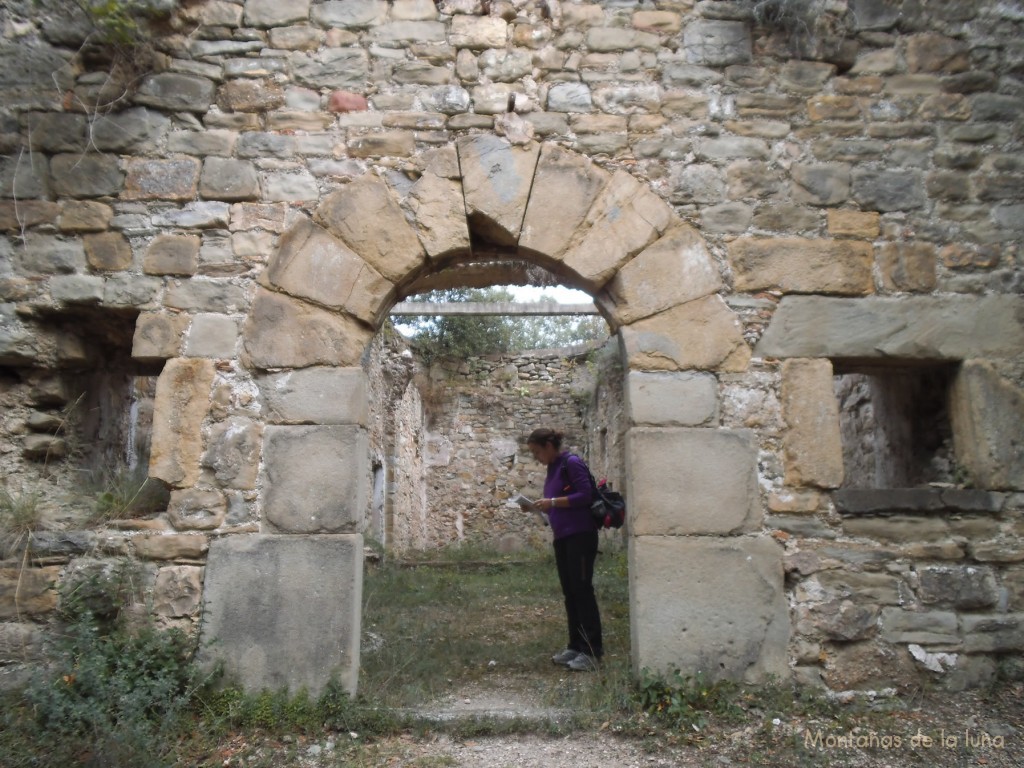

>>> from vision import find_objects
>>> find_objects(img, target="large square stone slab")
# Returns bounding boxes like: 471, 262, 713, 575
199, 534, 363, 696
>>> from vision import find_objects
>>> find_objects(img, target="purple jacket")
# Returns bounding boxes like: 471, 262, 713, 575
544, 452, 596, 541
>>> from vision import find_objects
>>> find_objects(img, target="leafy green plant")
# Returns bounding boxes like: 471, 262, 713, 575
77, 0, 177, 46
636, 668, 744, 731
1, 559, 212, 768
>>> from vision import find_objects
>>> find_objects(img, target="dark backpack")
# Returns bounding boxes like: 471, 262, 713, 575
561, 455, 626, 530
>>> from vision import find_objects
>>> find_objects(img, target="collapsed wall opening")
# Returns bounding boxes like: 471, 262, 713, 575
0, 306, 166, 520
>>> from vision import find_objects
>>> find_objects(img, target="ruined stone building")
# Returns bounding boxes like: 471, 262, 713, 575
1, 0, 1022, 697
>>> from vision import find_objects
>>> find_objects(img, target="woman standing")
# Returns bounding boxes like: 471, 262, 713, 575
526, 428, 602, 672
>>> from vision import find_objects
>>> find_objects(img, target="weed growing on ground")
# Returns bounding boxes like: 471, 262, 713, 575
0, 485, 43, 557
85, 463, 170, 524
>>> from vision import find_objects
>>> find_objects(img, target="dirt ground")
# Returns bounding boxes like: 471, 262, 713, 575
216, 677, 1023, 768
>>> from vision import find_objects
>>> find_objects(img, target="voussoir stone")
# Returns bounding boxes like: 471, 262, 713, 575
520, 144, 609, 260
629, 534, 788, 682
458, 134, 541, 248
562, 170, 673, 291
263, 218, 394, 325
149, 358, 216, 488
728, 237, 873, 295
756, 295, 1024, 360
259, 367, 368, 426
314, 175, 426, 283
263, 425, 368, 533
627, 427, 761, 535
620, 294, 751, 373
242, 288, 373, 369
406, 172, 471, 258
607, 224, 723, 325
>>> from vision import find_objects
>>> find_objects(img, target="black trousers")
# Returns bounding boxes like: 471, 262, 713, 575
553, 529, 602, 658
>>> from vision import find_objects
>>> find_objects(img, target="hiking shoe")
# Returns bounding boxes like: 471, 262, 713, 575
567, 653, 599, 672
551, 648, 581, 666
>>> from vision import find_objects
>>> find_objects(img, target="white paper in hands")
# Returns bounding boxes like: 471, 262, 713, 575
511, 493, 548, 526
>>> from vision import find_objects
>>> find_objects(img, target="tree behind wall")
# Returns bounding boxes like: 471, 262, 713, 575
402, 288, 607, 364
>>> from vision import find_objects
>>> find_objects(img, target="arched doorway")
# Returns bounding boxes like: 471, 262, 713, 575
193, 136, 789, 696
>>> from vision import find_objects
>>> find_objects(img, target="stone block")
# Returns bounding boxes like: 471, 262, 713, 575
241, 288, 373, 370
629, 535, 788, 682
626, 371, 718, 427
314, 175, 426, 283
59, 201, 113, 232
263, 425, 367, 533
259, 367, 368, 426
917, 566, 998, 610
91, 107, 171, 153
0, 200, 58, 231
144, 234, 200, 276
291, 48, 370, 91
815, 570, 905, 605
607, 224, 723, 325
562, 170, 673, 291
962, 614, 1024, 653
0, 566, 59, 618
880, 607, 959, 645
132, 311, 189, 361
200, 158, 260, 201
877, 241, 937, 292
150, 358, 216, 488
168, 488, 227, 531
133, 534, 209, 561
457, 134, 541, 248
626, 427, 760, 535
0, 622, 45, 663
184, 313, 239, 358
547, 82, 593, 112
199, 534, 363, 696
827, 209, 879, 238
450, 15, 507, 49
151, 202, 230, 229
202, 417, 263, 490
135, 73, 216, 114
619, 295, 751, 373
950, 361, 1024, 491
0, 152, 49, 199
791, 163, 851, 205
14, 233, 85, 274
683, 20, 751, 66
50, 275, 103, 304
263, 219, 393, 325
781, 359, 844, 489
50, 153, 123, 198
842, 515, 950, 543
153, 565, 203, 618
852, 169, 926, 211
244, 0, 311, 27
311, 0, 386, 27
164, 279, 248, 313
262, 170, 319, 203
84, 232, 133, 271
728, 237, 873, 295
755, 296, 1024, 361
520, 144, 608, 260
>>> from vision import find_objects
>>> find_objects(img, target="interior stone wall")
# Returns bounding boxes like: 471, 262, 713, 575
0, 0, 1022, 696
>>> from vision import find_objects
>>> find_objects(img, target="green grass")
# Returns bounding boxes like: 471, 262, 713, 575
359, 543, 631, 713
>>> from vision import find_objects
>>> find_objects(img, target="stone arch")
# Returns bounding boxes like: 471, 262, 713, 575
195, 136, 788, 697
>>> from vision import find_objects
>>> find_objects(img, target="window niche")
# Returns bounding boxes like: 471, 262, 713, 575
833, 363, 961, 490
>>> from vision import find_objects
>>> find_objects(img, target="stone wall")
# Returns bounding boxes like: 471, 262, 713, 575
0, 0, 1022, 694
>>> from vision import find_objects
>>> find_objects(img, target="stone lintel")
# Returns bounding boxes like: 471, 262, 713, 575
199, 534, 363, 697
625, 427, 760, 535
756, 295, 1024, 361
